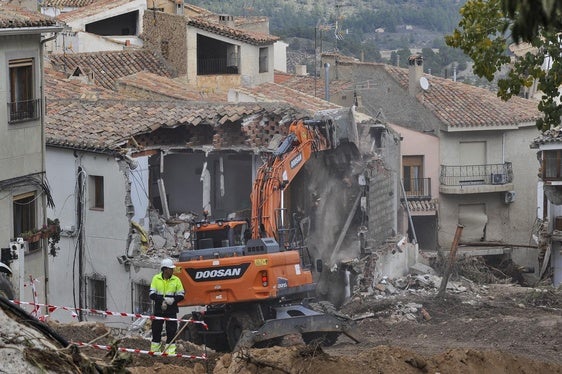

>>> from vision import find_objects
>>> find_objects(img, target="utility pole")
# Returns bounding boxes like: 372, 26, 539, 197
437, 224, 464, 297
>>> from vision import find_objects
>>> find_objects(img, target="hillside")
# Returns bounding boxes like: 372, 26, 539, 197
188, 0, 468, 73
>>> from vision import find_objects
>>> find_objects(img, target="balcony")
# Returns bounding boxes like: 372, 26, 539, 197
439, 162, 514, 194
402, 178, 431, 200
197, 57, 240, 75
8, 98, 40, 123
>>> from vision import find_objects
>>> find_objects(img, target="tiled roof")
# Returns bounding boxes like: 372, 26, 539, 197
530, 125, 562, 148
46, 101, 309, 152
232, 82, 340, 112
0, 3, 58, 28
406, 199, 438, 213
382, 64, 541, 128
274, 71, 353, 99
45, 66, 130, 100
57, 0, 135, 22
48, 50, 174, 90
116, 71, 227, 102
187, 16, 279, 46
42, 0, 98, 7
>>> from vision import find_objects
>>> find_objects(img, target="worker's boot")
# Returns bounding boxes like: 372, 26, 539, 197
150, 342, 162, 352
164, 344, 177, 354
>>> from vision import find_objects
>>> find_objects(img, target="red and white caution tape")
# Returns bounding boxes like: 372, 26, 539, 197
27, 276, 41, 320
70, 341, 207, 360
9, 300, 208, 328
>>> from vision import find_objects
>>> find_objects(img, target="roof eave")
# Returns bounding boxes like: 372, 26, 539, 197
0, 25, 64, 36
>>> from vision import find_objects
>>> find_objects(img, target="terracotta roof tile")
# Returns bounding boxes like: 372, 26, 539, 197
382, 64, 541, 128
406, 199, 438, 213
117, 71, 227, 102
48, 50, 174, 90
57, 0, 135, 22
531, 125, 562, 147
274, 71, 353, 98
45, 66, 130, 100
233, 82, 340, 112
0, 3, 58, 28
42, 0, 98, 7
187, 16, 278, 46
46, 100, 309, 152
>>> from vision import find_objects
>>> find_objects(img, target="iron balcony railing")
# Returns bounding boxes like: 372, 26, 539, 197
8, 98, 40, 123
197, 57, 240, 75
403, 177, 431, 199
440, 162, 513, 186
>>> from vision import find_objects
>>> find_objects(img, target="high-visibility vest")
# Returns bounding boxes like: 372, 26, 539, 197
149, 273, 185, 312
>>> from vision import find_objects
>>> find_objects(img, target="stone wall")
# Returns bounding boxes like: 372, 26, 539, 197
143, 12, 187, 75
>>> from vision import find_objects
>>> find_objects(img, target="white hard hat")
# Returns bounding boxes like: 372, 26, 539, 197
161, 258, 175, 269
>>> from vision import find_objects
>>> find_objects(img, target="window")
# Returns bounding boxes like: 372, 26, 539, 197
87, 274, 106, 311
259, 47, 268, 73
134, 282, 152, 315
8, 58, 39, 123
543, 150, 562, 180
89, 175, 104, 209
403, 156, 423, 196
13, 192, 39, 251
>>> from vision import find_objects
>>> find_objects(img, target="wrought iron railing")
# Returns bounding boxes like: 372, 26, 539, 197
440, 162, 513, 186
197, 57, 240, 75
403, 177, 431, 199
8, 98, 40, 123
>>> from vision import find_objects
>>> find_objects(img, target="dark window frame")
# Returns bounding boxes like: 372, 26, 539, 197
134, 282, 152, 315
259, 47, 268, 73
13, 192, 39, 251
8, 58, 39, 123
89, 175, 104, 210
86, 274, 107, 312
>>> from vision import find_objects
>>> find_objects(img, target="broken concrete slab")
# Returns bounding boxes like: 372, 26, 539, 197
409, 262, 436, 275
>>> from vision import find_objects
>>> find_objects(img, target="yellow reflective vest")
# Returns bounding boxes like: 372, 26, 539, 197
149, 273, 185, 314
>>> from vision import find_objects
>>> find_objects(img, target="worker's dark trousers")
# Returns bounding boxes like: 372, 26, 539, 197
152, 314, 178, 343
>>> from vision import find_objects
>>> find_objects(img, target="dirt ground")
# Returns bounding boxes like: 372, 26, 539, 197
42, 281, 562, 374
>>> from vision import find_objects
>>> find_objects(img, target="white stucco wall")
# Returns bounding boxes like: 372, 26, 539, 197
130, 156, 149, 227
274, 40, 288, 73
64, 0, 146, 33
46, 148, 131, 326
0, 35, 43, 181
0, 33, 47, 307
438, 125, 540, 271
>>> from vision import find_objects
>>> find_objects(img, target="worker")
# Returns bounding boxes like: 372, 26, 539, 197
149, 258, 185, 354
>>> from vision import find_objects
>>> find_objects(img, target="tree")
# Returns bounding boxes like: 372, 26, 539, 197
503, 0, 562, 42
445, 0, 562, 131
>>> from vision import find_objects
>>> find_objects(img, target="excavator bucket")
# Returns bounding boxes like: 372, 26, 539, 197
312, 107, 360, 149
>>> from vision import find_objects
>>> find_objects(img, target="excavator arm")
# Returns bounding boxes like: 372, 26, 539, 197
250, 119, 336, 241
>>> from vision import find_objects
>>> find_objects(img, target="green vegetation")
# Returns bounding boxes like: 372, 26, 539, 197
445, 0, 562, 130
189, 0, 464, 59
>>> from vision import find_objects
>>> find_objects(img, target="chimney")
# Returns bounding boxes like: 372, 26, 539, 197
175, 0, 184, 15
295, 65, 307, 76
218, 15, 235, 28
408, 54, 424, 96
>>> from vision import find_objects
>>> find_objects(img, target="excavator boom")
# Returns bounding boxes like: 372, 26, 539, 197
251, 108, 358, 241
174, 108, 361, 352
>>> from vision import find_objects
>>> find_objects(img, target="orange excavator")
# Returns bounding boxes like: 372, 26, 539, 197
174, 108, 361, 352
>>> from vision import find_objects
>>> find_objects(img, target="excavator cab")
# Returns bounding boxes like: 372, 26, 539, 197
192, 219, 249, 249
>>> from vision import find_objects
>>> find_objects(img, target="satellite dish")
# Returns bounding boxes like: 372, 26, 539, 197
419, 76, 429, 91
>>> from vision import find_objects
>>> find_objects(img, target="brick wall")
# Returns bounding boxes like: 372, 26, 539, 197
369, 165, 397, 247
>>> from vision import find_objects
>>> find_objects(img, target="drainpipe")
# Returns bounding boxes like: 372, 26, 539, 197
39, 32, 59, 309
324, 63, 330, 102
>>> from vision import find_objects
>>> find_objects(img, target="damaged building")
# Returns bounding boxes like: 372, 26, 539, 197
44, 84, 407, 324
0, 1, 417, 330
